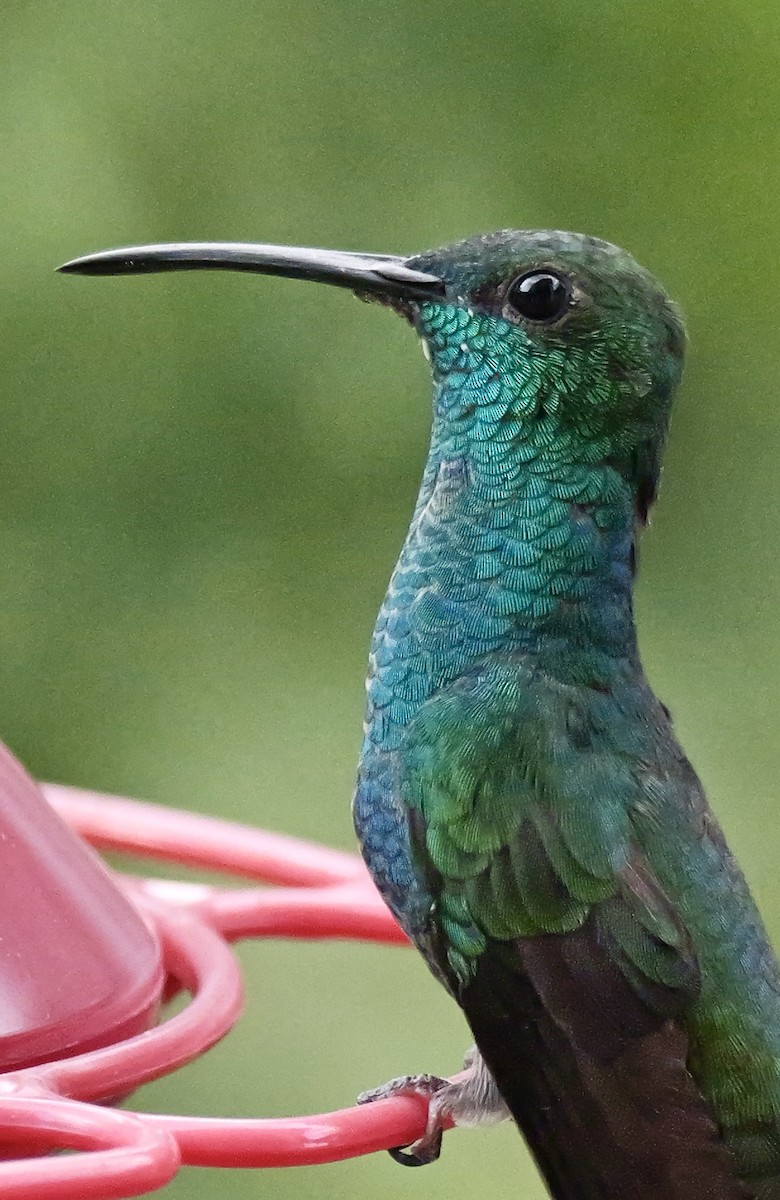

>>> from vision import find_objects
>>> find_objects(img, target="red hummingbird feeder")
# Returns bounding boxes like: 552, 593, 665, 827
0, 739, 437, 1198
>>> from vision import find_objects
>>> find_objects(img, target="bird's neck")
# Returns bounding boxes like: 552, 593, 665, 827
378, 378, 644, 692
364, 373, 646, 751
429, 433, 636, 665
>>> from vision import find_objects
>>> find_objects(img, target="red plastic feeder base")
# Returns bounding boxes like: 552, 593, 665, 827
0, 757, 441, 1199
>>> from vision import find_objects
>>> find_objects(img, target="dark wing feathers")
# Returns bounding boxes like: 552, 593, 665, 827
464, 934, 747, 1199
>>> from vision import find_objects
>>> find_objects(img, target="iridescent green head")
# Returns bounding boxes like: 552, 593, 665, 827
405, 230, 685, 519
59, 228, 685, 519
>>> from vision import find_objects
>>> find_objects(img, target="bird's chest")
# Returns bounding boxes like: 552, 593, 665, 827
356, 475, 520, 935
362, 467, 541, 753
355, 519, 529, 937
364, 569, 513, 754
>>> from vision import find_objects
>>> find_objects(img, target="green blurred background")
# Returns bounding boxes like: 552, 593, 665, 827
3, 1, 780, 1196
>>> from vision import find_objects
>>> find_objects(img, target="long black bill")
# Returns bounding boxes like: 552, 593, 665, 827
57, 242, 445, 303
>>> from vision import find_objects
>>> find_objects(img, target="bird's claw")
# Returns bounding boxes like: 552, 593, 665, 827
358, 1049, 508, 1166
357, 1073, 450, 1166
387, 1131, 442, 1166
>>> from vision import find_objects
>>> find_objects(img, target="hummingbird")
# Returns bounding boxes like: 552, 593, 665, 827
60, 231, 780, 1198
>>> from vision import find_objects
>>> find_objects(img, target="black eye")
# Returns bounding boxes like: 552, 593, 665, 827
505, 271, 570, 323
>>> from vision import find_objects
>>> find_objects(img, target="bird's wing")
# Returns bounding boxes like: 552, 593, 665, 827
402, 663, 747, 1199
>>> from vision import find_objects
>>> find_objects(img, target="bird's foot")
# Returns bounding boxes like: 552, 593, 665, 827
358, 1072, 450, 1165
357, 1046, 509, 1167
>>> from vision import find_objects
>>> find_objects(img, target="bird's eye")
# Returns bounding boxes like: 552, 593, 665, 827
505, 271, 571, 323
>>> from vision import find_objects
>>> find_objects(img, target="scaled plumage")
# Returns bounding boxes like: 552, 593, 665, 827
354, 231, 780, 1198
